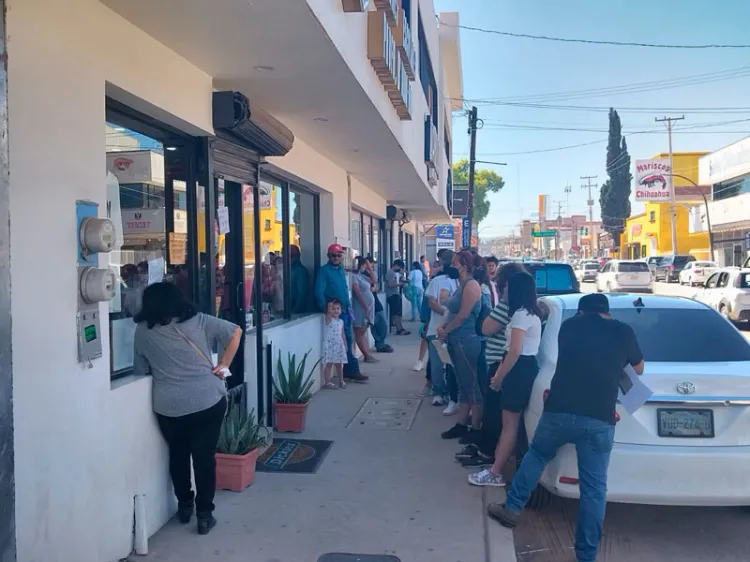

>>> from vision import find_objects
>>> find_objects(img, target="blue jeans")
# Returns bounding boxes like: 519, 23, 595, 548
342, 311, 360, 375
372, 308, 388, 349
410, 287, 424, 321
427, 338, 447, 396
505, 412, 615, 562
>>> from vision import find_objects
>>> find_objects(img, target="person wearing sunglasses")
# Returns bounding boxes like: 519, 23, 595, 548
314, 243, 369, 383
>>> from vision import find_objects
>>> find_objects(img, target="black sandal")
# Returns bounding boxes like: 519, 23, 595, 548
397, 329, 411, 335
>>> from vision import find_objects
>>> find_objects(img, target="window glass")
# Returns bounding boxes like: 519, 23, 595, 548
527, 264, 576, 294
584, 263, 599, 270
717, 273, 730, 288
563, 308, 750, 362
241, 183, 256, 328
288, 188, 317, 316
618, 262, 649, 272
106, 122, 169, 374
351, 211, 362, 258
705, 273, 719, 288
258, 179, 284, 323
740, 273, 750, 289
363, 217, 372, 258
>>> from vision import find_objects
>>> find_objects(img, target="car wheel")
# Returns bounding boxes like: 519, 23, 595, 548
527, 485, 553, 511
720, 304, 730, 320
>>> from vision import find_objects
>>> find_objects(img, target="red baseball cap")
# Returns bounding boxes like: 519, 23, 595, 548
327, 243, 344, 254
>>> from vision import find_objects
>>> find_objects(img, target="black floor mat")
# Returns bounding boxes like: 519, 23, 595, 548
256, 439, 333, 474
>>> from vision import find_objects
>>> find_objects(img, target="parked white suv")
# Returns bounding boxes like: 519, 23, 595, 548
596, 260, 653, 293
679, 261, 719, 286
694, 268, 750, 323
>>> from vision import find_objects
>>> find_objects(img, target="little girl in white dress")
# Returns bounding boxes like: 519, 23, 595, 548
322, 299, 348, 388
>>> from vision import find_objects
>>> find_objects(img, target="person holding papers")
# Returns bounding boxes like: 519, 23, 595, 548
486, 293, 644, 562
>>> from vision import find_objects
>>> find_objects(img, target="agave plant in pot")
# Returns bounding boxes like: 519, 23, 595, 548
273, 349, 321, 433
215, 403, 268, 492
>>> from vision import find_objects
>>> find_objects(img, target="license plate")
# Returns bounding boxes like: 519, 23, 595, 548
657, 408, 714, 438
629, 274, 639, 280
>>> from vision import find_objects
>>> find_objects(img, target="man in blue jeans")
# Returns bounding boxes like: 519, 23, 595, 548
487, 293, 643, 562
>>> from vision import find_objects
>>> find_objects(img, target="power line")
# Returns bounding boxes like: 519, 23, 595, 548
451, 100, 750, 114
450, 23, 750, 49
464, 66, 750, 104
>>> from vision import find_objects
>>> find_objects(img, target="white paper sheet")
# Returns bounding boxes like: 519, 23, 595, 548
217, 206, 230, 234
617, 364, 653, 415
430, 339, 453, 366
147, 257, 164, 285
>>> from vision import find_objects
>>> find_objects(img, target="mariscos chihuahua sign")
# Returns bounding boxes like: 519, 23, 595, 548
634, 158, 672, 202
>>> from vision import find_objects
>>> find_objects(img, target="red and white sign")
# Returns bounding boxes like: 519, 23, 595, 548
634, 158, 672, 202
106, 150, 164, 186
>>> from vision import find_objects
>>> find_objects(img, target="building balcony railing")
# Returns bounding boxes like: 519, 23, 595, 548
393, 9, 416, 80
373, 0, 399, 27
341, 0, 367, 12
367, 11, 397, 91
389, 54, 412, 120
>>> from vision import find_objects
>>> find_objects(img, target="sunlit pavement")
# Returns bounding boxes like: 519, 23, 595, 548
580, 280, 750, 342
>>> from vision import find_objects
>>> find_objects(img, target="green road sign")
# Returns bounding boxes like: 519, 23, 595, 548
531, 230, 556, 238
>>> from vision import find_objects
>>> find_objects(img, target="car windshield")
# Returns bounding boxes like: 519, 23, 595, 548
528, 264, 577, 294
618, 262, 649, 273
674, 256, 692, 265
584, 263, 599, 270
562, 307, 750, 362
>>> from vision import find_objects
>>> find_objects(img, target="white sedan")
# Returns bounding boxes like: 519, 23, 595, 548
679, 261, 718, 286
522, 293, 750, 508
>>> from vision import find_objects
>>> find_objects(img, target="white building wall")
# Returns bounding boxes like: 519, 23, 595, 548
8, 0, 213, 560
305, 0, 437, 203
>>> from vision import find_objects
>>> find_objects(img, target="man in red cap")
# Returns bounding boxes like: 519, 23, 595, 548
314, 243, 368, 382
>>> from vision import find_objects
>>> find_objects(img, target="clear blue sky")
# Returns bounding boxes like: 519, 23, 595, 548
434, 0, 750, 237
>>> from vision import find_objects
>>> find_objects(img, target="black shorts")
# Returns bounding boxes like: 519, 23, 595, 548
499, 355, 539, 413
387, 294, 403, 317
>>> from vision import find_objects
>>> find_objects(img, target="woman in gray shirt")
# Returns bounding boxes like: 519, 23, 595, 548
133, 282, 241, 535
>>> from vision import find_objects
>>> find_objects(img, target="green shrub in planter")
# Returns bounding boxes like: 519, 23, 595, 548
217, 404, 267, 456
273, 349, 321, 405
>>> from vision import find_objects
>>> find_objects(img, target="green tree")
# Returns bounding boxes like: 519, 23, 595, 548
452, 159, 505, 226
599, 108, 632, 243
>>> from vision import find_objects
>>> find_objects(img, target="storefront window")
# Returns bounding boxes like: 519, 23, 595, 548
288, 187, 318, 315
259, 179, 284, 323
106, 122, 168, 375
351, 210, 362, 258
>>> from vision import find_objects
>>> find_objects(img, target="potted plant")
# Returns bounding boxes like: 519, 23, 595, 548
273, 349, 320, 433
215, 404, 267, 492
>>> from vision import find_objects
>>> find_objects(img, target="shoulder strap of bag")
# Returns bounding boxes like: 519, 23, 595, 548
173, 324, 214, 368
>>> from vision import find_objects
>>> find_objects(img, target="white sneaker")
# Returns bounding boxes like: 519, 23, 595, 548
412, 360, 425, 371
442, 401, 458, 416
432, 395, 445, 406
468, 468, 505, 487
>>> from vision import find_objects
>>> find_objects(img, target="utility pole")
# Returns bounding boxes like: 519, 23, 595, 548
655, 115, 685, 255
581, 175, 598, 258
564, 184, 573, 249
467, 106, 479, 247
553, 199, 564, 260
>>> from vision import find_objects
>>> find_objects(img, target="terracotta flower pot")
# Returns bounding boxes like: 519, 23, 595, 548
274, 402, 309, 433
215, 447, 259, 492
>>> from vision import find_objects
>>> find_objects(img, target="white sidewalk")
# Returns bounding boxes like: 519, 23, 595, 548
136, 321, 516, 562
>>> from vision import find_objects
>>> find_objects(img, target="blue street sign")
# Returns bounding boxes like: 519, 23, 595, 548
745, 231, 750, 251
461, 217, 471, 248
435, 224, 454, 239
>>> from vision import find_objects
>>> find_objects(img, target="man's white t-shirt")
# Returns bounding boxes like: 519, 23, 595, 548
425, 276, 458, 336
505, 308, 542, 356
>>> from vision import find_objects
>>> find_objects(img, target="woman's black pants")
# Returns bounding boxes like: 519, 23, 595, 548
156, 397, 226, 513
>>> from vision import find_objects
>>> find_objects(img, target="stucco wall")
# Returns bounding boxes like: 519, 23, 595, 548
7, 0, 212, 560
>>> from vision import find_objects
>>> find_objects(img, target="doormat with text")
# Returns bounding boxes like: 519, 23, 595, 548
256, 439, 333, 474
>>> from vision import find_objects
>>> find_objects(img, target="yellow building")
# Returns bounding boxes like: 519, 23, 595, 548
621, 152, 710, 259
